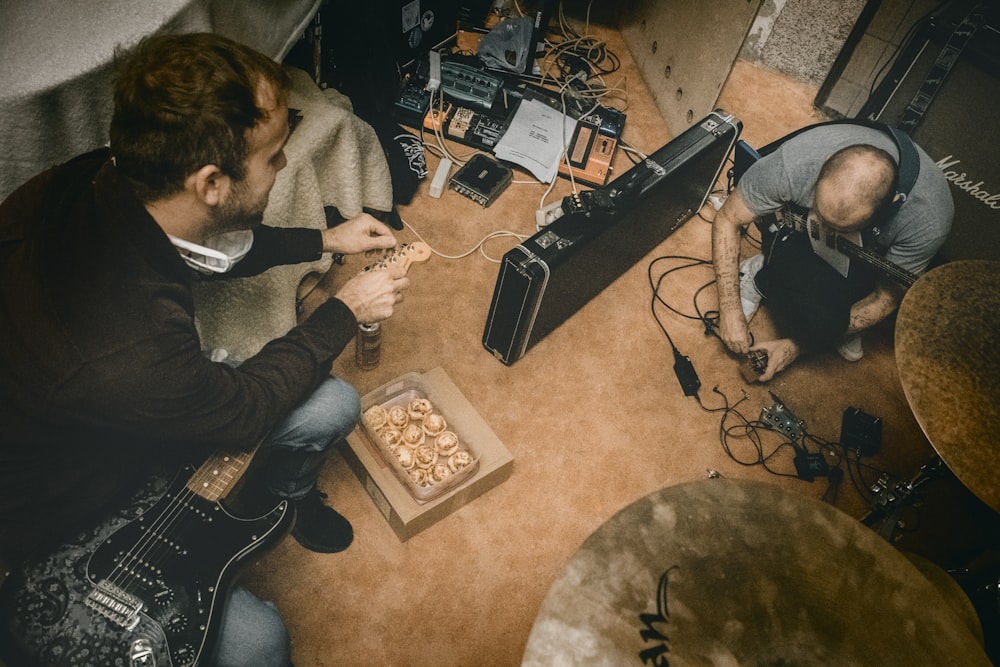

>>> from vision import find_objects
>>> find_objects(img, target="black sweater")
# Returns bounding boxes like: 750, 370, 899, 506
0, 150, 358, 558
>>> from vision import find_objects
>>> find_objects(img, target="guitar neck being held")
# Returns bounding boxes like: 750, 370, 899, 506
360, 241, 431, 275
779, 205, 918, 288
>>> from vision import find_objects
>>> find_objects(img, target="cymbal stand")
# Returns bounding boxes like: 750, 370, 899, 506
862, 456, 948, 542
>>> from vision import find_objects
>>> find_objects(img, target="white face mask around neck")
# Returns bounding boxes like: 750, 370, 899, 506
167, 230, 254, 274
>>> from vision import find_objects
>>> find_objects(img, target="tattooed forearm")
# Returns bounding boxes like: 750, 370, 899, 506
848, 280, 903, 333
712, 191, 755, 314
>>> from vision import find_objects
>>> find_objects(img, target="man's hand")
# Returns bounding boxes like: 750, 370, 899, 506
322, 213, 397, 255
753, 338, 801, 382
719, 308, 752, 355
335, 265, 410, 324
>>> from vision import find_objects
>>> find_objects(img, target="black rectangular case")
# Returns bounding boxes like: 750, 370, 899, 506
482, 110, 741, 365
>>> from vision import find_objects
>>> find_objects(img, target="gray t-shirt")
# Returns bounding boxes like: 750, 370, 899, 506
738, 125, 954, 275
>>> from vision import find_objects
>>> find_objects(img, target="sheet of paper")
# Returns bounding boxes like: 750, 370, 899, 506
493, 98, 577, 183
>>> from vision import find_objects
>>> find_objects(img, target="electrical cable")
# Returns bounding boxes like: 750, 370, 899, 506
400, 214, 529, 264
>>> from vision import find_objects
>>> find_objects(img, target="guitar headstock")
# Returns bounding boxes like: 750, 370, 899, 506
361, 242, 431, 275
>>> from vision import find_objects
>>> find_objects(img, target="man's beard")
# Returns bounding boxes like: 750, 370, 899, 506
210, 178, 267, 234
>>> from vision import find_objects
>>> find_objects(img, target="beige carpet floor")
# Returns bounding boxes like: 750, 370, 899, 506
239, 24, 998, 667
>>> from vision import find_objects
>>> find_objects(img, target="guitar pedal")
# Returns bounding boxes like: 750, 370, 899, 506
760, 393, 805, 439
739, 349, 768, 383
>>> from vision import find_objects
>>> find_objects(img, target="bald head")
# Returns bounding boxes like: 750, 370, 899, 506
814, 144, 897, 231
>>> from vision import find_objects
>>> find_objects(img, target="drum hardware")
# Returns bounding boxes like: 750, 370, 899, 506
862, 456, 948, 542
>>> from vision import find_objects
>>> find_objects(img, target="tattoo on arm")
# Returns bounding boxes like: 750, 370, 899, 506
848, 280, 903, 333
712, 192, 756, 314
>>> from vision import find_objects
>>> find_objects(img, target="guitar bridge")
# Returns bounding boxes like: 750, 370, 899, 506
86, 580, 144, 630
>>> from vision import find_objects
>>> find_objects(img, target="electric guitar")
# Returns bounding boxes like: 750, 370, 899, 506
0, 448, 291, 667
0, 243, 433, 666
775, 204, 918, 288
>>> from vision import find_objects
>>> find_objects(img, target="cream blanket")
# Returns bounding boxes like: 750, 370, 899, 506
192, 67, 394, 362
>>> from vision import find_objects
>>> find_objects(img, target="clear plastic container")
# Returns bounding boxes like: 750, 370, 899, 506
359, 376, 480, 504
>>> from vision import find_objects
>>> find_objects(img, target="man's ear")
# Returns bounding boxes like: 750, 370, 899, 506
188, 165, 229, 207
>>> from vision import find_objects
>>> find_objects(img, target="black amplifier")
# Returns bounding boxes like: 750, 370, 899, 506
482, 110, 741, 365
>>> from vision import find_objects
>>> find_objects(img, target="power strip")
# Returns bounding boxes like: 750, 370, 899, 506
426, 50, 441, 92
429, 158, 452, 198
535, 199, 565, 228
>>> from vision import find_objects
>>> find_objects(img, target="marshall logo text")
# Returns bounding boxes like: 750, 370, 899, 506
637, 566, 679, 666
937, 156, 1000, 211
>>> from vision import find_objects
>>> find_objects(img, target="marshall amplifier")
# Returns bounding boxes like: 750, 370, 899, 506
483, 110, 741, 365
859, 1, 1000, 262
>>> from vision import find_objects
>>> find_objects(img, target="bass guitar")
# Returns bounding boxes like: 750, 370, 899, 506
743, 206, 917, 380
0, 448, 291, 667
775, 204, 918, 288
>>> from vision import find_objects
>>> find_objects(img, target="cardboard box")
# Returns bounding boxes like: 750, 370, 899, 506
340, 367, 514, 541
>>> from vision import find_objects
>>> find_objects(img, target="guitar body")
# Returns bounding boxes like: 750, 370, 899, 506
0, 465, 292, 667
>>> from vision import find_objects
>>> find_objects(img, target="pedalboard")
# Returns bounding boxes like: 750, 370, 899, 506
393, 54, 626, 189
760, 393, 805, 439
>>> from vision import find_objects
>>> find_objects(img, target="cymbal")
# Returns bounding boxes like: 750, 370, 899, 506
903, 552, 983, 646
522, 479, 989, 666
895, 259, 1000, 513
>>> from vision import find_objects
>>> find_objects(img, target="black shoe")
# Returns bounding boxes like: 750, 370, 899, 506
291, 489, 354, 553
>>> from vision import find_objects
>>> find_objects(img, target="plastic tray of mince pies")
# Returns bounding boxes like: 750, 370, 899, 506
360, 388, 480, 504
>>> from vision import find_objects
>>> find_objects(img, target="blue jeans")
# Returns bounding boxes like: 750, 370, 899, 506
212, 587, 291, 667
213, 376, 360, 666
260, 375, 361, 499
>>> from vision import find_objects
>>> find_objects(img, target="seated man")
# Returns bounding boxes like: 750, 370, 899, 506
712, 123, 953, 381
0, 33, 409, 666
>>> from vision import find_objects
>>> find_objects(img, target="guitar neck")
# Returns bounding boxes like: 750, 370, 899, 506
185, 448, 257, 502
833, 235, 917, 288
781, 207, 917, 288
361, 241, 431, 275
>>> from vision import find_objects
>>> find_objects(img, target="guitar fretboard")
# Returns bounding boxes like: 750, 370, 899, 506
781, 206, 917, 288
185, 449, 256, 501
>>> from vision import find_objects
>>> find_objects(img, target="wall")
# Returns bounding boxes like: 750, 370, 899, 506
610, 0, 871, 135
741, 0, 868, 87
615, 0, 765, 137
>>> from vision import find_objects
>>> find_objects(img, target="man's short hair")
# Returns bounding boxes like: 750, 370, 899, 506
109, 33, 291, 202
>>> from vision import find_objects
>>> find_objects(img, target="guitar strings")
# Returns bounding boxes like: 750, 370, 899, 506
103, 452, 252, 595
